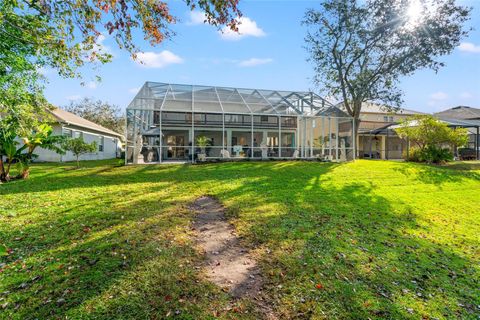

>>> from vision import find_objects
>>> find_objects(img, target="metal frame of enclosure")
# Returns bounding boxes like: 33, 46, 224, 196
126, 82, 355, 164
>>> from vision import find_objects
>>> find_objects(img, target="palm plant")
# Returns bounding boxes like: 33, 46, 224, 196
19, 124, 66, 178
196, 136, 211, 153
0, 118, 66, 181
195, 136, 211, 162
0, 117, 20, 181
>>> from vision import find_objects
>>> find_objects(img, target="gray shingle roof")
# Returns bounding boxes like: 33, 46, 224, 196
49, 108, 123, 138
434, 106, 480, 120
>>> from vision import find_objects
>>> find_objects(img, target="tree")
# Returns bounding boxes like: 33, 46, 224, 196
303, 0, 471, 139
63, 138, 98, 168
395, 115, 468, 163
0, 116, 20, 181
63, 98, 125, 137
1, 0, 242, 135
0, 116, 65, 181
18, 124, 66, 179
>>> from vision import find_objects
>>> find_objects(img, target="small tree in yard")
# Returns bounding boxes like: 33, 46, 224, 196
303, 0, 471, 146
64, 138, 98, 168
395, 115, 468, 163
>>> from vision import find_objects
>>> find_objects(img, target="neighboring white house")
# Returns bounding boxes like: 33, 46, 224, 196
33, 108, 123, 162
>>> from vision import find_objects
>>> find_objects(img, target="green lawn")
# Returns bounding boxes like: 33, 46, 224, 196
0, 160, 479, 319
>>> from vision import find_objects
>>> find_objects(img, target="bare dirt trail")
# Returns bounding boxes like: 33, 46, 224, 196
191, 196, 276, 319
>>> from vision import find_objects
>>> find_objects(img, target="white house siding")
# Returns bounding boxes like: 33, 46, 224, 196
33, 124, 121, 162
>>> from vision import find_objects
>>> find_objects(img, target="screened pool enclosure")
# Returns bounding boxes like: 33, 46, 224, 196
126, 82, 355, 164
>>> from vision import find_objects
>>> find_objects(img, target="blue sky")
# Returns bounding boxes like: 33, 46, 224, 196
43, 0, 480, 114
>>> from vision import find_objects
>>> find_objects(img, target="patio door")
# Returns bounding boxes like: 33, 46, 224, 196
166, 135, 186, 159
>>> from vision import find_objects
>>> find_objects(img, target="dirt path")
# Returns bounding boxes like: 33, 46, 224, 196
191, 196, 276, 319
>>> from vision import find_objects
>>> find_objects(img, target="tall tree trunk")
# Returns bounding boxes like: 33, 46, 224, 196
0, 157, 5, 181
352, 99, 363, 159
4, 158, 13, 181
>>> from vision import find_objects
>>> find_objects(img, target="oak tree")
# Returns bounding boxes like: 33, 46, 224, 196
303, 0, 471, 137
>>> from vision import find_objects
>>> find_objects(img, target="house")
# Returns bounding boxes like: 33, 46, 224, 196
434, 106, 480, 151
32, 108, 123, 162
126, 82, 355, 164
355, 104, 479, 160
338, 102, 425, 160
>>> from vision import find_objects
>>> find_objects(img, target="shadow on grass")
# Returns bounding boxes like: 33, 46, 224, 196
0, 194, 236, 319
392, 161, 480, 186
200, 167, 478, 319
0, 160, 478, 319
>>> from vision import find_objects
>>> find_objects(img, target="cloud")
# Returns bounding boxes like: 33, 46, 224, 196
66, 95, 81, 101
86, 81, 97, 89
129, 87, 140, 94
460, 91, 473, 99
187, 11, 207, 25
428, 91, 448, 108
220, 17, 266, 41
238, 58, 273, 67
458, 42, 480, 54
430, 91, 448, 101
134, 51, 184, 68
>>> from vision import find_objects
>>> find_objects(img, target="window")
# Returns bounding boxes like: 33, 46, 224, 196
99, 136, 104, 152
383, 116, 389, 122
63, 128, 73, 137
74, 131, 83, 139
389, 116, 394, 122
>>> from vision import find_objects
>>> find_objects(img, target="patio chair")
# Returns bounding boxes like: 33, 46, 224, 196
220, 149, 231, 158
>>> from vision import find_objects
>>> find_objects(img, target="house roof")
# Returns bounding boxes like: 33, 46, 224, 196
49, 108, 123, 138
357, 102, 425, 115
434, 106, 480, 120
127, 82, 350, 117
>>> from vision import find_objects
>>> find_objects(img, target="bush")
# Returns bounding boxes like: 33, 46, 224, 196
405, 146, 453, 164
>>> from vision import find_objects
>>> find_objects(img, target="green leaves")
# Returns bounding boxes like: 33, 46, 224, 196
63, 138, 98, 168
395, 115, 469, 163
0, 244, 7, 257
63, 98, 124, 136
304, 0, 471, 120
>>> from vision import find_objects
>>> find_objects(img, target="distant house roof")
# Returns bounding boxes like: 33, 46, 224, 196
337, 102, 425, 115
49, 108, 123, 138
358, 102, 425, 115
434, 106, 480, 120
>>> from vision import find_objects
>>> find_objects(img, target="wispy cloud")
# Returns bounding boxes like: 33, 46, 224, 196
428, 91, 448, 108
458, 42, 480, 54
66, 95, 81, 101
187, 11, 207, 25
459, 91, 473, 100
220, 17, 266, 41
430, 91, 448, 101
134, 51, 184, 68
238, 58, 273, 67
129, 87, 140, 94
86, 81, 97, 89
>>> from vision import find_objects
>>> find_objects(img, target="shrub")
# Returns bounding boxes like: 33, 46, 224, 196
405, 146, 453, 164
395, 115, 468, 163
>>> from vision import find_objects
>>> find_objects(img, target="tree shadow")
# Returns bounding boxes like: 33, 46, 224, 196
1, 160, 478, 319
199, 167, 479, 319
0, 193, 240, 319
392, 161, 480, 186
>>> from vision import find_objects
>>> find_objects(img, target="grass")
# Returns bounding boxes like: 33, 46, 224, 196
0, 159, 479, 319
